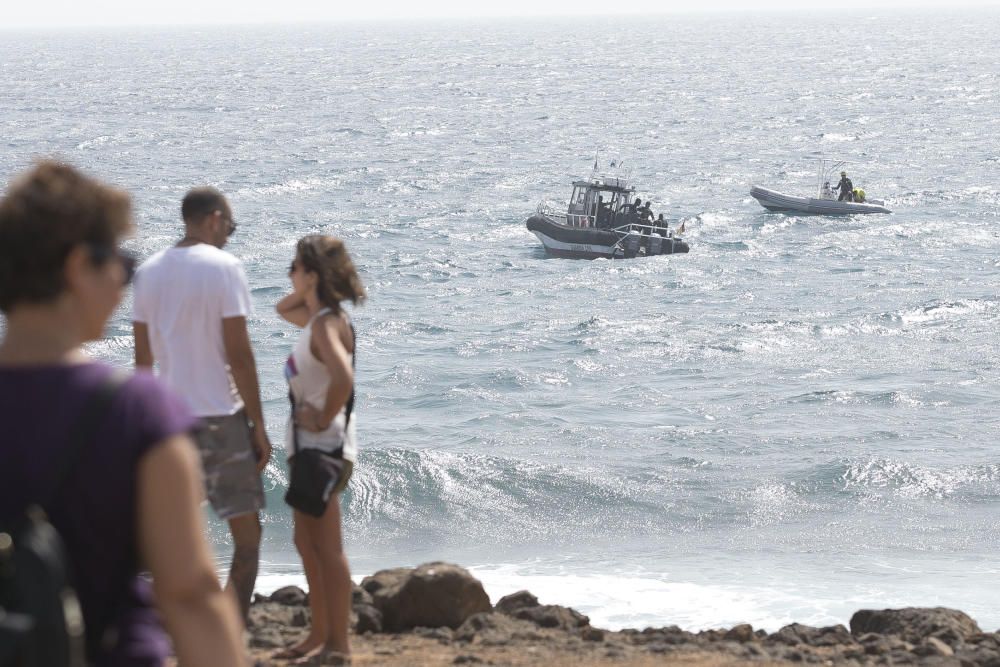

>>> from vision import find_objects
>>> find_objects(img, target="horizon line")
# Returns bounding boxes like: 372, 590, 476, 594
2, 3, 998, 32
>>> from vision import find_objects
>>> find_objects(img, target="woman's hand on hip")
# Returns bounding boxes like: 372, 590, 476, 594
295, 403, 328, 432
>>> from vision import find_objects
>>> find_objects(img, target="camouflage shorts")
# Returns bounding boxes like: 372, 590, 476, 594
192, 410, 265, 520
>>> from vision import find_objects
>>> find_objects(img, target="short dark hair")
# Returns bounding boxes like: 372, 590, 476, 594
181, 186, 228, 224
0, 161, 131, 313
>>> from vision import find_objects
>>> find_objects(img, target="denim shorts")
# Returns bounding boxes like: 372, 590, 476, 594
192, 410, 265, 520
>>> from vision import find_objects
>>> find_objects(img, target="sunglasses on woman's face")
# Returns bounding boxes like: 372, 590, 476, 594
89, 244, 138, 285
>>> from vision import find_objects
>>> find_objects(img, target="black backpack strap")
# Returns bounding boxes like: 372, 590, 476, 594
43, 371, 128, 508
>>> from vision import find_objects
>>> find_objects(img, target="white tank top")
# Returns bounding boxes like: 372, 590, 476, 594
284, 308, 356, 461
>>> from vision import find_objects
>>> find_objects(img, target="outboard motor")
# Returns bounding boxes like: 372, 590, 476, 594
623, 232, 641, 258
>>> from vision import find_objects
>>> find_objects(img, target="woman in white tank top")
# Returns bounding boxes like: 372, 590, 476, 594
274, 235, 366, 664
284, 306, 357, 463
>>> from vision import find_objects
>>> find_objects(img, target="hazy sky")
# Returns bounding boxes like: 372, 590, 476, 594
4, 0, 999, 28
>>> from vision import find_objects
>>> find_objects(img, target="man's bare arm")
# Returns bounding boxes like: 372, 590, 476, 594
134, 321, 154, 369
222, 316, 271, 471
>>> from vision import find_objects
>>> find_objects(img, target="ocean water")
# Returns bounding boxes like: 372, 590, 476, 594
2, 10, 1000, 632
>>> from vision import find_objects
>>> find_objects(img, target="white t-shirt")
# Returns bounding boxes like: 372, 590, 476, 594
133, 244, 252, 417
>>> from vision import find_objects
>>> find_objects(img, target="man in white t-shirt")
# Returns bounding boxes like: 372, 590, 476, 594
133, 186, 271, 623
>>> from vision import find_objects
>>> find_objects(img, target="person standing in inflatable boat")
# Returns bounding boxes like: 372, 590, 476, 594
834, 171, 854, 202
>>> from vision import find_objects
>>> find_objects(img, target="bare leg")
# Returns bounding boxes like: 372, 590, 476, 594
226, 512, 261, 624
276, 511, 328, 657
311, 497, 351, 656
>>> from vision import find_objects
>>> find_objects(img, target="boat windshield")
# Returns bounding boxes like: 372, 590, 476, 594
566, 182, 635, 228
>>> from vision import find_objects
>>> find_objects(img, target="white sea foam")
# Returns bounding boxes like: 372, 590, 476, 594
255, 560, 1000, 632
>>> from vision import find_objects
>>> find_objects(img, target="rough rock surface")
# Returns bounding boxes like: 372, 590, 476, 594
494, 590, 540, 615
360, 567, 411, 596
455, 612, 544, 645
723, 624, 755, 643
232, 565, 1000, 667
850, 607, 982, 646
351, 583, 374, 607
268, 585, 307, 606
248, 600, 298, 630
512, 604, 590, 631
361, 561, 492, 632
767, 623, 855, 647
354, 603, 383, 634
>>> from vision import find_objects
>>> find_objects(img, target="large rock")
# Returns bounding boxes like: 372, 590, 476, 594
455, 612, 544, 645
724, 624, 755, 643
495, 590, 588, 633
354, 604, 383, 634
248, 600, 298, 630
494, 590, 539, 616
360, 567, 411, 596
850, 608, 981, 647
363, 562, 492, 632
768, 623, 854, 647
269, 585, 308, 606
513, 604, 589, 631
352, 582, 374, 607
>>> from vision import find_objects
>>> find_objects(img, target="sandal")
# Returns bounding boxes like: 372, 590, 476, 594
271, 645, 310, 660
293, 650, 351, 666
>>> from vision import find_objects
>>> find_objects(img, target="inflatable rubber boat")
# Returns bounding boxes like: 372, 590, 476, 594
751, 158, 891, 215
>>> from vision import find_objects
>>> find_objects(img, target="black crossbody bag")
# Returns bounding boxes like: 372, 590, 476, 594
285, 324, 356, 518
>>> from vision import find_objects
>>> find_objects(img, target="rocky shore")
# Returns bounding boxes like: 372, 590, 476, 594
247, 562, 1000, 666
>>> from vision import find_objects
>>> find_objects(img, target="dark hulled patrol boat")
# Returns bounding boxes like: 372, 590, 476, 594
525, 167, 690, 259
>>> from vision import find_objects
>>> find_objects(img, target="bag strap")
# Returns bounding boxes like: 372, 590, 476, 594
288, 389, 300, 456
42, 371, 128, 508
344, 322, 356, 429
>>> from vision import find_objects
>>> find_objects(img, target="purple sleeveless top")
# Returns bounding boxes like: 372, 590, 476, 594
0, 362, 196, 666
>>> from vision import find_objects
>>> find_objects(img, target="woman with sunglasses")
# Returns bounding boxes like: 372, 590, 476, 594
0, 162, 246, 666
275, 235, 366, 665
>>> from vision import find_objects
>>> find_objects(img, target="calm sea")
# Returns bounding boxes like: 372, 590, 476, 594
2, 9, 999, 631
